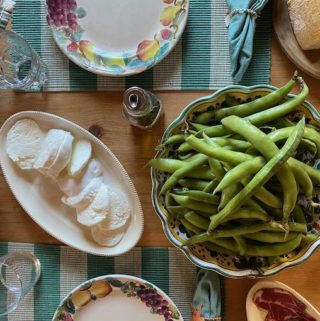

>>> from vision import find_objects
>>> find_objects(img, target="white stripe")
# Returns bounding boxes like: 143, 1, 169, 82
153, 40, 182, 90
114, 248, 141, 277
209, 1, 233, 88
97, 75, 125, 91
60, 247, 87, 299
7, 243, 35, 321
40, 1, 70, 91
169, 248, 197, 321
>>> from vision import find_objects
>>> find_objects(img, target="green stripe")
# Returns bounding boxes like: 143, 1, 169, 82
12, 0, 42, 55
240, 1, 272, 85
125, 68, 153, 90
87, 255, 114, 279
69, 62, 97, 90
141, 248, 169, 294
181, 0, 212, 90
0, 243, 8, 320
0, 243, 8, 256
34, 244, 60, 321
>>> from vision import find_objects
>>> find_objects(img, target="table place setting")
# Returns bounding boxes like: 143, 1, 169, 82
0, 0, 320, 321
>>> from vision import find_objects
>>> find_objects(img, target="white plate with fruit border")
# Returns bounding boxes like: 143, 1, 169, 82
0, 111, 144, 256
46, 0, 189, 76
52, 274, 183, 321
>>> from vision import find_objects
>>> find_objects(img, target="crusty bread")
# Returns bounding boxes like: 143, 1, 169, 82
288, 0, 320, 50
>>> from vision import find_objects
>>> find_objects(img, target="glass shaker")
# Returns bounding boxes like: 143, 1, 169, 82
123, 87, 163, 129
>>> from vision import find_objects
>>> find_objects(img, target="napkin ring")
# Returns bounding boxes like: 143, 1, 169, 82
225, 8, 259, 28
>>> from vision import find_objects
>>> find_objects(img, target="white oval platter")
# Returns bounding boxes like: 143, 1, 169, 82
0, 111, 144, 256
246, 280, 320, 321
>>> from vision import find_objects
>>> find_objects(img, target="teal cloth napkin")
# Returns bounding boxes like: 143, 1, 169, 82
192, 270, 222, 321
226, 0, 270, 82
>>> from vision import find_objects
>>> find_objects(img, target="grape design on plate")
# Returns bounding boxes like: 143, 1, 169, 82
46, 0, 82, 29
110, 278, 181, 321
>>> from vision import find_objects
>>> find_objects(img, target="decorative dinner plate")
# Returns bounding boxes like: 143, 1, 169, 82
274, 0, 320, 79
46, 0, 189, 76
52, 275, 183, 321
0, 111, 144, 256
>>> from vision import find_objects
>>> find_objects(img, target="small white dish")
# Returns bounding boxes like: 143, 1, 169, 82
246, 280, 320, 321
52, 274, 183, 321
46, 0, 189, 76
0, 111, 144, 256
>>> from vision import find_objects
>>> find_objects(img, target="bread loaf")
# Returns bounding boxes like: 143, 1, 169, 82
287, 0, 320, 50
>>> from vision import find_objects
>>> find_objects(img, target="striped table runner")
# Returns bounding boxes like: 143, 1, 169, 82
0, 242, 225, 321
12, 0, 272, 91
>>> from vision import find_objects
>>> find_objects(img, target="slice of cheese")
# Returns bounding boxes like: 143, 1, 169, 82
90, 188, 131, 246
288, 0, 320, 50
68, 139, 92, 177
34, 129, 74, 179
45, 131, 74, 179
6, 119, 44, 170
91, 224, 126, 247
61, 176, 103, 210
57, 158, 104, 197
76, 183, 110, 226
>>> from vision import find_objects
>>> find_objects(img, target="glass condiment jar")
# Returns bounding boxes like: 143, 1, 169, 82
122, 87, 162, 129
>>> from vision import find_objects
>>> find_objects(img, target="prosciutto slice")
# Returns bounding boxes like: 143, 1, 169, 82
253, 287, 317, 321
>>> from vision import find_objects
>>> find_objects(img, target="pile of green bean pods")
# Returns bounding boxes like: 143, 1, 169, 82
149, 75, 320, 258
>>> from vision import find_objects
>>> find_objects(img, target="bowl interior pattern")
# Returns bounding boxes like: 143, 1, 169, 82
151, 85, 320, 278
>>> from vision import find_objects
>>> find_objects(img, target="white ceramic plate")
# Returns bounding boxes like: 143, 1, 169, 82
46, 0, 189, 76
52, 274, 183, 321
0, 111, 144, 256
246, 280, 320, 321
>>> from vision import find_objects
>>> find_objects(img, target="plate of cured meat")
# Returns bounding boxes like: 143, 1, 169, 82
246, 280, 320, 321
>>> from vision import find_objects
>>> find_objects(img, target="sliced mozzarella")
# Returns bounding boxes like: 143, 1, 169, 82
90, 188, 131, 246
34, 129, 73, 179
6, 119, 44, 170
68, 139, 92, 177
76, 184, 110, 226
57, 158, 103, 197
91, 224, 126, 247
61, 176, 103, 209
44, 131, 74, 179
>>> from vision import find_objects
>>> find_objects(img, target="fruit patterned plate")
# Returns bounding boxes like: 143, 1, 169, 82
52, 274, 184, 321
46, 0, 189, 76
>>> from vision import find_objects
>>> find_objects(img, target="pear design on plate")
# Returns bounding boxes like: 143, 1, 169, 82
90, 280, 112, 299
70, 289, 92, 309
136, 39, 160, 62
79, 40, 96, 62
160, 5, 181, 26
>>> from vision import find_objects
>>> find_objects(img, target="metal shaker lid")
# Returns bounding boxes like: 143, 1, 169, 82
123, 86, 148, 112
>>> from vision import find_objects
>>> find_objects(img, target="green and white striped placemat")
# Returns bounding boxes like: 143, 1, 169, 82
12, 0, 272, 92
0, 242, 225, 321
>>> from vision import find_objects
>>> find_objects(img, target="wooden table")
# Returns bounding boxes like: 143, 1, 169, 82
1, 38, 320, 320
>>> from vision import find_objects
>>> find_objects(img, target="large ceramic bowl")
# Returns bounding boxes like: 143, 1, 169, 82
151, 84, 320, 278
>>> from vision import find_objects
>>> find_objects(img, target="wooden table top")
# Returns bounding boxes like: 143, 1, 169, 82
1, 38, 320, 320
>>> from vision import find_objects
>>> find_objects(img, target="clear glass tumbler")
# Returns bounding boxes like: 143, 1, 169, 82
0, 251, 41, 316
0, 30, 48, 90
